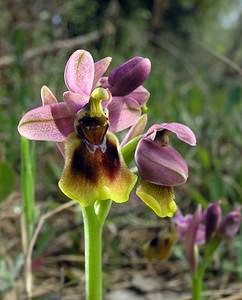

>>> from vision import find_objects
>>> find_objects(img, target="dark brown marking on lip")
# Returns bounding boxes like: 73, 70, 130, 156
149, 236, 159, 247
71, 140, 98, 183
102, 137, 120, 181
163, 237, 170, 247
70, 134, 121, 184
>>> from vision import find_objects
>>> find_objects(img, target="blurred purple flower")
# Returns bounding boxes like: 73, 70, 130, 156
135, 122, 196, 218
174, 210, 205, 245
219, 207, 241, 238
204, 201, 222, 242
174, 203, 241, 273
174, 206, 204, 273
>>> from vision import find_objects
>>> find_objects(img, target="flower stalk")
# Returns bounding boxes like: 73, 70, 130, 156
82, 205, 103, 300
191, 237, 220, 300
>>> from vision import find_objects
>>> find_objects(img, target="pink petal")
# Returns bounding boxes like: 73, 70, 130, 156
18, 103, 74, 142
174, 210, 205, 245
128, 86, 150, 106
64, 50, 94, 95
135, 139, 188, 186
147, 123, 196, 146
121, 114, 147, 147
41, 86, 58, 105
40, 86, 65, 156
108, 96, 141, 132
92, 57, 112, 90
63, 91, 89, 113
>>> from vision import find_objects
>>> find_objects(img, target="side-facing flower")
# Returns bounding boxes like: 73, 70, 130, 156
135, 123, 196, 218
18, 50, 140, 207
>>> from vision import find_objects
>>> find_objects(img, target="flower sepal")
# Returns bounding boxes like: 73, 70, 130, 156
136, 180, 177, 218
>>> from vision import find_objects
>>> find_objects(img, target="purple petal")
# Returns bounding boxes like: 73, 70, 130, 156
108, 57, 151, 96
146, 123, 196, 146
174, 210, 205, 245
184, 206, 202, 273
135, 138, 188, 186
41, 85, 58, 105
63, 91, 89, 113
220, 208, 241, 238
121, 114, 147, 147
40, 86, 65, 156
64, 50, 94, 95
92, 57, 112, 90
205, 201, 222, 242
128, 86, 150, 106
196, 224, 205, 245
108, 96, 141, 132
18, 103, 74, 142
174, 210, 193, 240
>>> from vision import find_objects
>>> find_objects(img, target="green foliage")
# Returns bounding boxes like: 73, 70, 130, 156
0, 161, 15, 202
21, 137, 38, 241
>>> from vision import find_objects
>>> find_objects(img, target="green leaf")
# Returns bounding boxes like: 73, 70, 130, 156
189, 187, 208, 207
0, 161, 16, 202
121, 135, 141, 165
21, 137, 37, 240
197, 147, 211, 170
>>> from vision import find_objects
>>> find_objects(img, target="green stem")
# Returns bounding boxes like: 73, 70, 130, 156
21, 137, 36, 242
95, 200, 112, 225
192, 274, 203, 300
82, 205, 103, 300
191, 237, 221, 300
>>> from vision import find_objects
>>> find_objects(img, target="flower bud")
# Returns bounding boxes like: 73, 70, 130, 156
108, 57, 151, 96
220, 208, 241, 238
205, 202, 222, 242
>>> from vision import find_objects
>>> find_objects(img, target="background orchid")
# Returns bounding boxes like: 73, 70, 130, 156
174, 203, 241, 300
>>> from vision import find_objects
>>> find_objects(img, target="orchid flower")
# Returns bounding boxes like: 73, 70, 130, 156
18, 50, 151, 207
174, 209, 205, 245
174, 204, 241, 300
135, 123, 196, 218
174, 203, 241, 273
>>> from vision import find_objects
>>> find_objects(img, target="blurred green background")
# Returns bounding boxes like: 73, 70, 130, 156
0, 0, 242, 298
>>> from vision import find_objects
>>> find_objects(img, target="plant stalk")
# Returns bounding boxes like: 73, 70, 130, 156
82, 205, 103, 300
